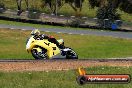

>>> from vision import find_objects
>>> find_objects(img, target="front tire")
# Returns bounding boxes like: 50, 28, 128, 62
31, 47, 48, 60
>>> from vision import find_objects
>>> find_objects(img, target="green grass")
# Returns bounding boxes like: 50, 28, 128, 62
1, 28, 132, 59
0, 19, 100, 31
0, 20, 82, 30
0, 19, 110, 31
0, 66, 132, 88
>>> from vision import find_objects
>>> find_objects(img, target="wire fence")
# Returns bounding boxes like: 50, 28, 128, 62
0, 8, 132, 30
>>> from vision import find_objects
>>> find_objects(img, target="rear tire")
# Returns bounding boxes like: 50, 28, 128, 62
66, 48, 78, 59
31, 47, 48, 60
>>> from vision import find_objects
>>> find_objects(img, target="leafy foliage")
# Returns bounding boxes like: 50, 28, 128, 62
41, 0, 65, 14
119, 0, 132, 14
97, 1, 120, 21
41, 0, 84, 16
88, 0, 122, 27
66, 0, 85, 14
88, 0, 100, 8
88, 0, 132, 13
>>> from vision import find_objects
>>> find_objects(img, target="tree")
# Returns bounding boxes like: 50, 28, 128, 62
41, 0, 65, 15
88, 0, 132, 28
119, 0, 132, 14
0, 0, 5, 8
0, 0, 5, 13
65, 0, 84, 16
16, 0, 29, 15
88, 0, 132, 13
96, 1, 120, 27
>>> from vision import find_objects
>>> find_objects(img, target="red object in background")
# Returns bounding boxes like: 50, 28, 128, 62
49, 35, 54, 38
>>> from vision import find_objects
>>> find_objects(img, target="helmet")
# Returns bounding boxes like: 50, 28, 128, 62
31, 29, 40, 35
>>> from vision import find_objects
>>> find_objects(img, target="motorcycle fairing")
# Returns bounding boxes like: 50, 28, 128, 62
26, 36, 60, 58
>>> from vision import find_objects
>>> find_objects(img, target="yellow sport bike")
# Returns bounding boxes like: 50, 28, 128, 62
26, 35, 78, 59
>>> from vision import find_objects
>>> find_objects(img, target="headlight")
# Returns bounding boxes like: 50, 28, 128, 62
26, 37, 30, 44
26, 38, 32, 49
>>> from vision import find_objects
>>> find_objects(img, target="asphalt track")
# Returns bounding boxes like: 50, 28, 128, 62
0, 24, 132, 39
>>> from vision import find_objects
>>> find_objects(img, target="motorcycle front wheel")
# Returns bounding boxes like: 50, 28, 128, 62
31, 47, 48, 60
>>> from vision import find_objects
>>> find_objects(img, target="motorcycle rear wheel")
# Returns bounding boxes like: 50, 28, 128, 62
66, 48, 78, 59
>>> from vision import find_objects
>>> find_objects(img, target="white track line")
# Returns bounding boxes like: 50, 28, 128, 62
10, 28, 15, 29
45, 31, 50, 32
57, 32, 61, 34
80, 34, 84, 35
68, 33, 73, 35
21, 29, 26, 30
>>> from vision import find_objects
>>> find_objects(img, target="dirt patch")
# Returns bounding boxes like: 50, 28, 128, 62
0, 60, 132, 72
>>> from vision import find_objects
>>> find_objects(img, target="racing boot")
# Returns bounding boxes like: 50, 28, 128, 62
57, 39, 64, 45
57, 39, 65, 49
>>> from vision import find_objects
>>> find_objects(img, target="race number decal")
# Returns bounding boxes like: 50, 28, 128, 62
44, 42, 50, 46
52, 47, 56, 50
52, 47, 56, 55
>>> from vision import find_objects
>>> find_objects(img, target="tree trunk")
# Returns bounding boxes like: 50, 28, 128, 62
16, 0, 23, 15
25, 0, 29, 10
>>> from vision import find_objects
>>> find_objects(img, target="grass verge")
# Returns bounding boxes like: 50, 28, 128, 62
0, 19, 94, 30
0, 66, 132, 88
0, 28, 132, 59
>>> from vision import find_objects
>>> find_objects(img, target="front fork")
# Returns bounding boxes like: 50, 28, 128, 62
32, 47, 47, 58
33, 47, 42, 53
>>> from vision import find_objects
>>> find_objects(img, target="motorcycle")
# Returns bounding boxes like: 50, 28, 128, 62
26, 34, 78, 60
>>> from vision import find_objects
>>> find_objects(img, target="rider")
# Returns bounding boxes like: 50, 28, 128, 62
30, 29, 65, 49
